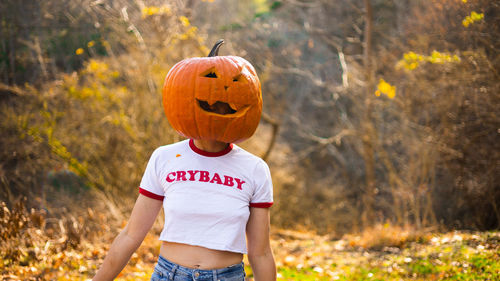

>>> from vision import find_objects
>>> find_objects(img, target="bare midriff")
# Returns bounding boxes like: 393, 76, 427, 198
159, 241, 243, 270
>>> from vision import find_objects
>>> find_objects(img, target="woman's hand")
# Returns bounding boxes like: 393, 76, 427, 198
246, 207, 276, 281
92, 194, 163, 281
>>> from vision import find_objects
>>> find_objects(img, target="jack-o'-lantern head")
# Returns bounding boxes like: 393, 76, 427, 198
162, 39, 262, 143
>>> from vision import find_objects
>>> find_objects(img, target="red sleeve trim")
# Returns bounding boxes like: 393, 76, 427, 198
249, 202, 273, 208
139, 187, 165, 201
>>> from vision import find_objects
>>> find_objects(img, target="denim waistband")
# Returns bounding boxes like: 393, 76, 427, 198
154, 255, 244, 280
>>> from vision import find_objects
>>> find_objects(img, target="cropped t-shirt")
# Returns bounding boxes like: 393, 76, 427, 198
139, 139, 273, 254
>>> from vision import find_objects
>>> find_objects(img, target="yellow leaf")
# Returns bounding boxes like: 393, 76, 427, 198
471, 11, 483, 20
462, 11, 484, 28
376, 79, 396, 99
387, 88, 396, 99
141, 6, 170, 18
179, 16, 190, 27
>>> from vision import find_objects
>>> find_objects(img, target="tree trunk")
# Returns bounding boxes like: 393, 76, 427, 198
361, 0, 377, 228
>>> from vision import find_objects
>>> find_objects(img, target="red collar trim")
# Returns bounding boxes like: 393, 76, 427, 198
189, 139, 233, 157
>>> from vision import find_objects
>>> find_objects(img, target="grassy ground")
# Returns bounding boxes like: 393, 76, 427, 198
268, 230, 499, 281
2, 217, 498, 281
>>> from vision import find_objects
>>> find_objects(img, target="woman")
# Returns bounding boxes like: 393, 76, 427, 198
92, 40, 276, 281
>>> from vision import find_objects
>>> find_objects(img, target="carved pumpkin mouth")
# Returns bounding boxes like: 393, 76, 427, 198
197, 99, 237, 115
196, 99, 251, 117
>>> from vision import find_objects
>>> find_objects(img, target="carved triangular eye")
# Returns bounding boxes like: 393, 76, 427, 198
201, 67, 218, 78
232, 74, 246, 82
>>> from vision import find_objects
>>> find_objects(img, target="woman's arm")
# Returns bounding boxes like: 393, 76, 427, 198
92, 194, 163, 281
246, 207, 276, 281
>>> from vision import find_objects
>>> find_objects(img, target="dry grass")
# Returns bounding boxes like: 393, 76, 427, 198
342, 223, 429, 250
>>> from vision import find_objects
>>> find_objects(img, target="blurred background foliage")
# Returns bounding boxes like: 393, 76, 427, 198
0, 0, 498, 242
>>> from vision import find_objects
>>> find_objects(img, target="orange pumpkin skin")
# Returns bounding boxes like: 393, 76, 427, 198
162, 52, 262, 143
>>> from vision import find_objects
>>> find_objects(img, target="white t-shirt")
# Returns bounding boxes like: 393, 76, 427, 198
139, 139, 273, 254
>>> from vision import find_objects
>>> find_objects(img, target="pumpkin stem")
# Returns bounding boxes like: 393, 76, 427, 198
208, 39, 224, 57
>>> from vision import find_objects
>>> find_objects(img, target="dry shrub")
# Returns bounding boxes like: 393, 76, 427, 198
0, 2, 208, 274
0, 195, 112, 279
343, 223, 427, 251
1, 177, 165, 279
0, 200, 32, 263
0, 3, 220, 278
391, 0, 500, 229
0, 0, 210, 203
0, 197, 81, 267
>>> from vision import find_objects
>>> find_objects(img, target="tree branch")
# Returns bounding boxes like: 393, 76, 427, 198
0, 83, 31, 97
260, 112, 280, 161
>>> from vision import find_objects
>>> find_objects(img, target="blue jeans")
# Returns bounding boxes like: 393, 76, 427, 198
150, 255, 245, 281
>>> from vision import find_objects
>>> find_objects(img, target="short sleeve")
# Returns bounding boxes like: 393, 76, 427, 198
250, 160, 273, 208
139, 149, 165, 201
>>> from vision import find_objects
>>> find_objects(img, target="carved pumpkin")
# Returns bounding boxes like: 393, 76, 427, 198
162, 39, 262, 143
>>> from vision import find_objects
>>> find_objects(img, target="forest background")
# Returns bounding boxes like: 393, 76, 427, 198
1, 0, 498, 280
